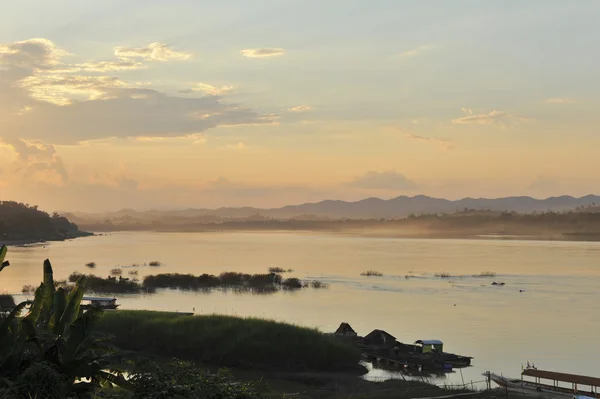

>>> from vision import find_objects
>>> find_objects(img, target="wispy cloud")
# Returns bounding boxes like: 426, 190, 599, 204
452, 108, 532, 127
399, 45, 432, 58
181, 83, 234, 96
0, 38, 275, 144
114, 42, 192, 61
241, 48, 285, 58
70, 60, 146, 72
545, 97, 578, 104
287, 105, 313, 112
405, 133, 454, 151
348, 170, 419, 190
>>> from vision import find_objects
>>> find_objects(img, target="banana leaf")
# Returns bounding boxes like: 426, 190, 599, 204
50, 288, 67, 334
56, 276, 86, 335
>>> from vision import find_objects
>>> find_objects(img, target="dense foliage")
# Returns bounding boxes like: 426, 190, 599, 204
0, 251, 133, 398
98, 360, 266, 399
63, 271, 326, 294
97, 311, 362, 372
0, 201, 89, 241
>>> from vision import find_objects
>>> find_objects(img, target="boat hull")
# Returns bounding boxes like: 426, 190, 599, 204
484, 372, 581, 398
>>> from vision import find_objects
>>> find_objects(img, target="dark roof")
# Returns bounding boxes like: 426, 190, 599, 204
365, 329, 396, 340
522, 369, 600, 387
0, 295, 16, 310
335, 322, 356, 334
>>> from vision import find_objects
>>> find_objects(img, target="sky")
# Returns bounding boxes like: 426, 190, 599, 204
1, 0, 600, 212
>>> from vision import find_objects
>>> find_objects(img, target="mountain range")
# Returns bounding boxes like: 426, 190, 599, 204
63, 194, 600, 223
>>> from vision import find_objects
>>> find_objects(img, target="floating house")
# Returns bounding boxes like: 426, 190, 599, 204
364, 329, 397, 348
415, 339, 444, 353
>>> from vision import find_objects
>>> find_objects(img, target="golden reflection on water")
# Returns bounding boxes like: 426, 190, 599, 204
5, 231, 600, 385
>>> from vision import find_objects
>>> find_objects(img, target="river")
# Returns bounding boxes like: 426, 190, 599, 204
4, 231, 600, 386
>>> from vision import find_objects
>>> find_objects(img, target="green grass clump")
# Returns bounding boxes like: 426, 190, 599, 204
68, 272, 147, 294
97, 311, 361, 372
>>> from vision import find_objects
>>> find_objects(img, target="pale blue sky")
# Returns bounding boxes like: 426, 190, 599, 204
1, 1, 599, 210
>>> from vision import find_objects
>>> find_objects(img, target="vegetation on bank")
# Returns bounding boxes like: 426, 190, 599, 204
74, 209, 600, 240
96, 311, 362, 372
0, 201, 90, 242
68, 272, 148, 294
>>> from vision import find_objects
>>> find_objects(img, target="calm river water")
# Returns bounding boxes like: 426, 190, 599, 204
4, 231, 600, 386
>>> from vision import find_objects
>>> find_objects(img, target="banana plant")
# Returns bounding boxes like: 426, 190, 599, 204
0, 249, 134, 396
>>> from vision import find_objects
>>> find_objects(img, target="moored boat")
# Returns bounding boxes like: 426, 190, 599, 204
484, 366, 600, 398
81, 296, 119, 310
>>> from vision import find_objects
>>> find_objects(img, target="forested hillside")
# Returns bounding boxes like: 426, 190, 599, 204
0, 201, 90, 242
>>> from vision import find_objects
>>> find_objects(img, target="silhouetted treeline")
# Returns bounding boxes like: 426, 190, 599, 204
0, 201, 90, 242
76, 209, 600, 240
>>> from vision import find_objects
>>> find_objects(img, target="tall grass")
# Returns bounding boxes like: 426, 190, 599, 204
148, 260, 162, 267
97, 311, 361, 372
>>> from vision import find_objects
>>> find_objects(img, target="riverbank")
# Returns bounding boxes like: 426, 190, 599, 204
97, 311, 363, 373
2, 231, 94, 247
95, 311, 523, 399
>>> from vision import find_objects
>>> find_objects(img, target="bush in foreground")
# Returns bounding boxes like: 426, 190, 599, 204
106, 360, 265, 399
96, 311, 361, 372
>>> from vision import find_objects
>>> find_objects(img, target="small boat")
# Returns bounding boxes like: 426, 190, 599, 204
81, 296, 119, 310
484, 366, 600, 398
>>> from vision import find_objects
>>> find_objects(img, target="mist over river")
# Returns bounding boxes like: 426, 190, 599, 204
5, 231, 600, 386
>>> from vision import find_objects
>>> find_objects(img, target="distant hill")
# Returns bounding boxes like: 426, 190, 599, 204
62, 194, 600, 224
0, 201, 91, 243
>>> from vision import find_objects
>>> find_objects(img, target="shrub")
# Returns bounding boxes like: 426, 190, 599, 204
282, 277, 302, 289
310, 280, 328, 289
22, 284, 36, 294
360, 270, 383, 277
148, 261, 162, 267
110, 268, 123, 276
68, 272, 145, 294
85, 261, 96, 268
